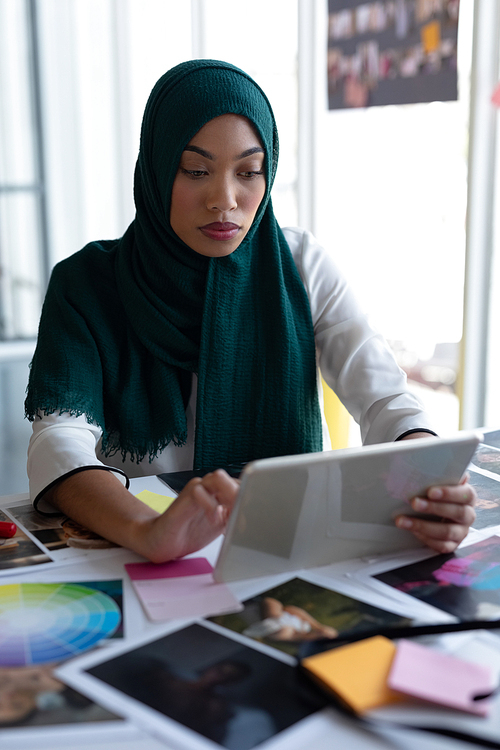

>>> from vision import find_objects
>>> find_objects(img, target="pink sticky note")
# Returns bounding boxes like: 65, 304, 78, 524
125, 557, 213, 580
125, 557, 242, 622
388, 639, 494, 716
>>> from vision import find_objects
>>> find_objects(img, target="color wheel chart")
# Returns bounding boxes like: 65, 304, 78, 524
0, 583, 121, 666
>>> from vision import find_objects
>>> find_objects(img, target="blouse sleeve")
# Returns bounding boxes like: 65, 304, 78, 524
283, 227, 436, 445
27, 411, 129, 514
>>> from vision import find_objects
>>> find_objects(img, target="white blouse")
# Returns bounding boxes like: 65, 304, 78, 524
28, 227, 434, 509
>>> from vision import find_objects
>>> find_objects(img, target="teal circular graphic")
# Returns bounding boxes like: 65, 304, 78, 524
0, 582, 121, 665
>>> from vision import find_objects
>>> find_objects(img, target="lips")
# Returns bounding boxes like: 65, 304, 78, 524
199, 222, 240, 241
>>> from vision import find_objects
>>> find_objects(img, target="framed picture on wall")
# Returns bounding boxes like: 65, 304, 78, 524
327, 0, 459, 109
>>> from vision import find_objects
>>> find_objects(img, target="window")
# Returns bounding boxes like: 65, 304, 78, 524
0, 0, 47, 339
314, 2, 474, 435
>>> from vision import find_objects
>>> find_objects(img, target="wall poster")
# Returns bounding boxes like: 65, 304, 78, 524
327, 0, 460, 109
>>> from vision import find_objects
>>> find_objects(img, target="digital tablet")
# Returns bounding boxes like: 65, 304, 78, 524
214, 431, 482, 582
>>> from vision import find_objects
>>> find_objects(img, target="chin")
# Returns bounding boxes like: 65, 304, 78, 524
192, 238, 244, 258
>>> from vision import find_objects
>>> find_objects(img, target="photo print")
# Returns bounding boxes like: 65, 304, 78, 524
468, 471, 500, 530
85, 622, 328, 750
0, 580, 125, 731
209, 577, 411, 659
470, 444, 500, 477
374, 535, 500, 621
6, 503, 118, 554
0, 663, 122, 730
0, 509, 52, 571
0, 579, 124, 667
482, 430, 500, 450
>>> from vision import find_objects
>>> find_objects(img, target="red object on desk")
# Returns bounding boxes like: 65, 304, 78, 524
0, 521, 17, 538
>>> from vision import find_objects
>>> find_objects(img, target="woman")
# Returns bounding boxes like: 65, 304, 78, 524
25, 60, 475, 562
243, 597, 338, 642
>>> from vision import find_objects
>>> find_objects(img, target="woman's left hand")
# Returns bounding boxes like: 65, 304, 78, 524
395, 477, 477, 553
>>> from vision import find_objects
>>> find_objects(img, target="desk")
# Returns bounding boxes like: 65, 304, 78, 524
1, 474, 500, 750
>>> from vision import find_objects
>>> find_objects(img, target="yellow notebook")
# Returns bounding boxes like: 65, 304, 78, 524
302, 636, 405, 713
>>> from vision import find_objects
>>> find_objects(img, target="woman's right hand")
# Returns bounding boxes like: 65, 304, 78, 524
144, 469, 239, 562
46, 467, 239, 564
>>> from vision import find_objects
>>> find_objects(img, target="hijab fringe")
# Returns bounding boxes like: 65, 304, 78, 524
25, 400, 187, 465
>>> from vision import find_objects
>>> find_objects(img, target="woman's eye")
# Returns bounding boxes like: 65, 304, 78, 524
180, 168, 207, 178
239, 170, 264, 179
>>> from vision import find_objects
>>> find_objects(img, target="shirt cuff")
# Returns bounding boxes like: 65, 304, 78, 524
395, 428, 438, 441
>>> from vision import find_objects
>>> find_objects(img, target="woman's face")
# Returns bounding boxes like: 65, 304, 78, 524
170, 114, 266, 257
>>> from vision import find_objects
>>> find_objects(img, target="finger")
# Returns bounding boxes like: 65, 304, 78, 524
424, 483, 477, 506
199, 469, 240, 507
183, 476, 204, 491
395, 514, 469, 553
177, 473, 238, 525
410, 496, 476, 525
190, 481, 222, 517
182, 475, 228, 506
410, 528, 465, 554
214, 502, 231, 527
170, 478, 219, 519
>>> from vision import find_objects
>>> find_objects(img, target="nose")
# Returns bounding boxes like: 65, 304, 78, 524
206, 175, 237, 212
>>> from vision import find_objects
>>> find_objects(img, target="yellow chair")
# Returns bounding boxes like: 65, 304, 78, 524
321, 377, 351, 450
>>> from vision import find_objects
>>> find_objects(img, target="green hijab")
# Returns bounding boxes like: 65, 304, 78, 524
25, 59, 323, 468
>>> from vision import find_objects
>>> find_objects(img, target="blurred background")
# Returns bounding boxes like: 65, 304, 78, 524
1, 0, 499, 494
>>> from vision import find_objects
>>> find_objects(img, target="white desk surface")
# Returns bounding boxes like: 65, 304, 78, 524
1, 478, 499, 750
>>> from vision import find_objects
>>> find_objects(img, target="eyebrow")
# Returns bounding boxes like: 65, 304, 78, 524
183, 145, 264, 160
